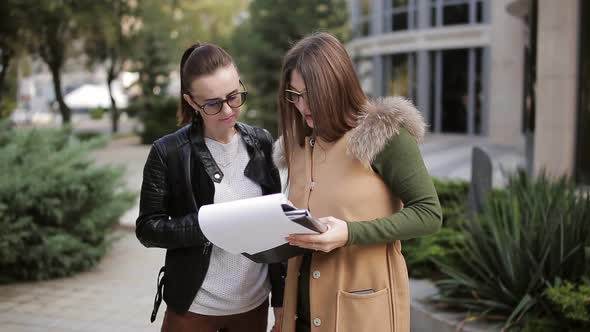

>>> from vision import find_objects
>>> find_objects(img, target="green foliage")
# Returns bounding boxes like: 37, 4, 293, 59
545, 280, 590, 325
432, 178, 470, 227
0, 97, 16, 120
0, 0, 25, 113
231, 0, 350, 136
0, 122, 135, 282
403, 227, 465, 279
135, 96, 179, 144
433, 170, 590, 328
89, 107, 106, 120
133, 32, 172, 99
403, 178, 468, 278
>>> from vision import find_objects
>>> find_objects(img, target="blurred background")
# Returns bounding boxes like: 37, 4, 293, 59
0, 0, 589, 331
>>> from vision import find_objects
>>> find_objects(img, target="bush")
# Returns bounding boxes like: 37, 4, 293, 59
433, 170, 590, 328
403, 178, 469, 278
0, 122, 135, 282
89, 106, 106, 120
135, 96, 179, 144
544, 280, 590, 328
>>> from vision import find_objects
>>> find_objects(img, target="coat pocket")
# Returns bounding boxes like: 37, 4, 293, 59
336, 287, 393, 332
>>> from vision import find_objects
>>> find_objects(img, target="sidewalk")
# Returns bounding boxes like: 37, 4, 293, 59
0, 232, 165, 332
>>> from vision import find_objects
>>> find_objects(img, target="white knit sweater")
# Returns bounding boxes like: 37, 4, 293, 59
189, 132, 271, 315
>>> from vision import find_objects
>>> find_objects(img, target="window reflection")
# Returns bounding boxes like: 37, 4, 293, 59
430, 0, 487, 27
354, 0, 372, 37
385, 53, 417, 101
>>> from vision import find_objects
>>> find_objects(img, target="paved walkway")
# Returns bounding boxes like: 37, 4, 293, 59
0, 133, 524, 331
0, 232, 164, 332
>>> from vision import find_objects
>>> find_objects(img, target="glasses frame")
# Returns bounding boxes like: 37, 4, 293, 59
188, 80, 248, 116
284, 88, 308, 104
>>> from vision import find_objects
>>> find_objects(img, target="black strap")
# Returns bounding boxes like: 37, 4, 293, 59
150, 266, 166, 323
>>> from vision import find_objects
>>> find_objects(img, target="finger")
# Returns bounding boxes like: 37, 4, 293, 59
287, 238, 314, 249
287, 233, 324, 242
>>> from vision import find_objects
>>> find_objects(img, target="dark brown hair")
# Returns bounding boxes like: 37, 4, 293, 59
178, 43, 235, 125
278, 32, 367, 169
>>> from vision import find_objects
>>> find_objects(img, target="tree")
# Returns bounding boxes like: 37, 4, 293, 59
0, 0, 24, 117
172, 0, 248, 50
127, 0, 248, 98
231, 0, 349, 136
84, 0, 137, 133
20, 0, 93, 124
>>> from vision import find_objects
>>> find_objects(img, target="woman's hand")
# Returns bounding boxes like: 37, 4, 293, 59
272, 307, 283, 332
286, 216, 349, 253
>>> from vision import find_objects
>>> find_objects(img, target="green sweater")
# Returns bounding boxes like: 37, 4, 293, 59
295, 128, 442, 332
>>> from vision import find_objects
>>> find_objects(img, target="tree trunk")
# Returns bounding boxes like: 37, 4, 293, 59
0, 50, 12, 106
49, 65, 71, 124
107, 70, 119, 133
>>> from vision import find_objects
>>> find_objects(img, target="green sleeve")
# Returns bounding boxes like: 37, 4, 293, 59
347, 128, 442, 245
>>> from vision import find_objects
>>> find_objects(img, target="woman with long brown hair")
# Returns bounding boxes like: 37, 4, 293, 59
276, 32, 442, 332
136, 42, 284, 332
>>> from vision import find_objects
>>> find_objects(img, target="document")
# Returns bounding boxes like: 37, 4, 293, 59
198, 193, 325, 263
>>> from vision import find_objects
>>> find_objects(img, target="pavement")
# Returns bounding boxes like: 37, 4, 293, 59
0, 132, 524, 332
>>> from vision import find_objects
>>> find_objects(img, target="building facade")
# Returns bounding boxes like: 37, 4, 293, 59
348, 0, 589, 184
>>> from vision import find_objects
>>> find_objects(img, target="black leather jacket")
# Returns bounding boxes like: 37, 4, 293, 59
136, 121, 285, 322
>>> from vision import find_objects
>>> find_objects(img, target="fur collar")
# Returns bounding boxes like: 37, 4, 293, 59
273, 96, 426, 167
348, 96, 425, 164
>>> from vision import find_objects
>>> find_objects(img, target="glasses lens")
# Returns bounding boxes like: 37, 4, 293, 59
285, 91, 299, 103
203, 101, 223, 115
227, 92, 246, 108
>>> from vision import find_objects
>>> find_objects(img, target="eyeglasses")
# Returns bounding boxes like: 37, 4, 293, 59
285, 88, 307, 104
189, 81, 248, 116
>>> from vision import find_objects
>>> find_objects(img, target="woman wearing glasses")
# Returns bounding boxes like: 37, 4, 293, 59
136, 43, 284, 332
275, 33, 442, 332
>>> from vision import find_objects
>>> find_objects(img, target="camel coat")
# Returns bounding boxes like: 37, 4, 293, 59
276, 97, 441, 332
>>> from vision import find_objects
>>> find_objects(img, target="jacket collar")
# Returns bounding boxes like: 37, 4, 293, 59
187, 121, 263, 183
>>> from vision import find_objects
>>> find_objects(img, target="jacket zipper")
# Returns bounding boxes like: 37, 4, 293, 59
202, 241, 211, 255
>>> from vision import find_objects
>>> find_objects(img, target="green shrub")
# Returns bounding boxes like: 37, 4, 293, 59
89, 106, 106, 120
544, 280, 590, 327
136, 96, 179, 144
403, 178, 469, 278
433, 170, 590, 328
0, 122, 135, 282
432, 178, 470, 227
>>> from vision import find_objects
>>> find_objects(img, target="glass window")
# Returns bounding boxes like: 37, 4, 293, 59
360, 0, 371, 16
474, 48, 483, 134
354, 56, 375, 95
430, 0, 487, 27
392, 11, 409, 31
429, 50, 437, 127
385, 53, 417, 101
353, 20, 371, 37
476, 0, 484, 22
441, 49, 468, 133
386, 0, 416, 32
354, 0, 372, 37
443, 2, 469, 25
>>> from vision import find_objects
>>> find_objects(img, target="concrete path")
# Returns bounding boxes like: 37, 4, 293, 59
0, 232, 164, 332
0, 133, 523, 331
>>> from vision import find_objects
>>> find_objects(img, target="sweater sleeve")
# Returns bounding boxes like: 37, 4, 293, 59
347, 128, 442, 245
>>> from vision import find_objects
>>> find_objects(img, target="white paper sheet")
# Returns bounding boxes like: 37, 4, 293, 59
198, 193, 317, 254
